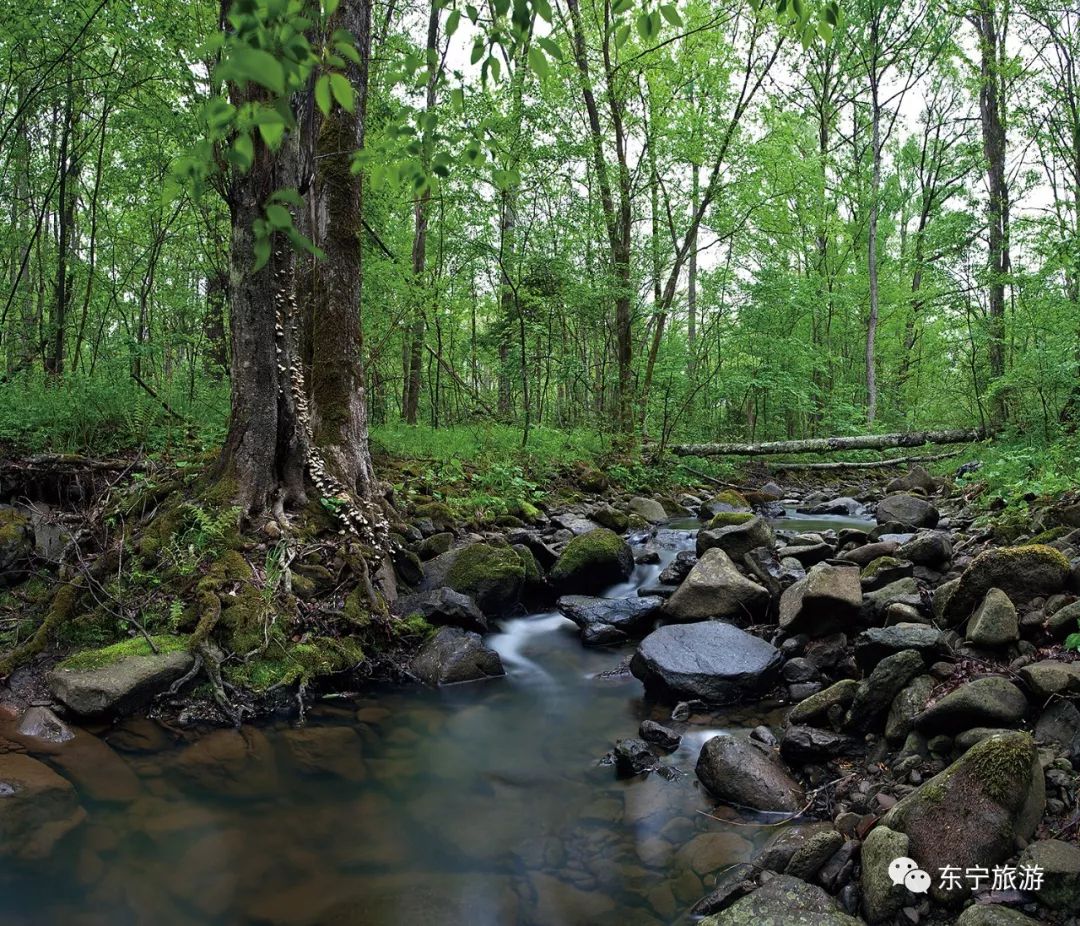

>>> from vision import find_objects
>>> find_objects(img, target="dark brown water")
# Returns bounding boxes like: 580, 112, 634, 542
0, 515, 869, 925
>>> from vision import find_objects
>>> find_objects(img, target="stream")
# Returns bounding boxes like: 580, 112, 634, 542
1, 511, 871, 926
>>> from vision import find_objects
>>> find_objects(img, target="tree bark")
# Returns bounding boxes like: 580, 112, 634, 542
671, 427, 988, 457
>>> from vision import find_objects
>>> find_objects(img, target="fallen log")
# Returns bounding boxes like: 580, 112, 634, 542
0, 454, 148, 473
671, 427, 988, 458
766, 451, 961, 472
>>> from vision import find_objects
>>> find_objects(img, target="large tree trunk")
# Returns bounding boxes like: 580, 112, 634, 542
671, 427, 988, 457
866, 60, 881, 424
311, 0, 376, 494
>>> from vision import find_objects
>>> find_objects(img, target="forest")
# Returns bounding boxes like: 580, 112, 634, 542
1, 0, 1080, 925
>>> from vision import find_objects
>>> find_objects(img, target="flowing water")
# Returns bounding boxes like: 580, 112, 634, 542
0, 514, 869, 926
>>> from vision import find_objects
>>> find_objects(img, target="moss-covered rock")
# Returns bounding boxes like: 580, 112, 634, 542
880, 731, 1045, 904
709, 490, 751, 511
700, 873, 862, 925
549, 528, 633, 593
591, 505, 630, 533
707, 511, 755, 528
225, 636, 366, 693
421, 542, 525, 615
944, 544, 1071, 624
411, 501, 455, 531
0, 508, 32, 576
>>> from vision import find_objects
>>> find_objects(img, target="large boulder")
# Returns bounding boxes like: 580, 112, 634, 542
1019, 659, 1080, 699
875, 493, 939, 529
956, 906, 1041, 926
886, 465, 937, 495
628, 496, 667, 523
965, 588, 1019, 646
46, 637, 195, 718
396, 587, 488, 633
916, 677, 1028, 733
787, 678, 859, 727
696, 734, 805, 813
846, 649, 925, 732
0, 753, 86, 861
943, 544, 1071, 624
854, 625, 943, 673
662, 548, 770, 624
409, 626, 505, 686
779, 563, 862, 636
630, 621, 782, 703
549, 528, 633, 593
696, 516, 774, 561
885, 674, 934, 743
556, 595, 662, 645
898, 531, 952, 568
880, 731, 1045, 903
422, 542, 525, 614
699, 874, 862, 926
861, 824, 911, 923
1017, 839, 1080, 912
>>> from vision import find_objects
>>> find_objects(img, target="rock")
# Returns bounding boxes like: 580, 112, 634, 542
549, 528, 633, 593
662, 548, 771, 624
780, 725, 861, 764
0, 508, 33, 579
1017, 839, 1080, 911
174, 728, 279, 799
696, 734, 805, 813
886, 465, 938, 495
885, 675, 934, 743
840, 541, 900, 567
557, 594, 662, 645
639, 719, 681, 750
876, 494, 939, 529
691, 863, 757, 916
699, 874, 863, 926
613, 738, 655, 776
898, 532, 952, 568
846, 649, 926, 732
16, 705, 74, 744
397, 587, 488, 633
46, 638, 195, 717
416, 531, 453, 560
697, 516, 775, 562
591, 504, 629, 533
281, 726, 365, 781
854, 625, 942, 674
916, 677, 1028, 733
955, 906, 1041, 926
0, 753, 85, 860
550, 512, 600, 535
779, 563, 862, 636
778, 542, 835, 567
943, 545, 1071, 624
788, 679, 859, 727
860, 556, 914, 591
966, 588, 1019, 647
744, 547, 805, 599
410, 627, 505, 686
786, 829, 844, 880
861, 824, 911, 923
862, 577, 922, 620
783, 657, 819, 683
659, 549, 697, 584
631, 621, 783, 703
422, 542, 525, 614
1045, 598, 1080, 638
954, 727, 1015, 753
880, 731, 1045, 903
628, 496, 668, 523
676, 831, 754, 877
1019, 659, 1080, 699
808, 497, 866, 517
1035, 700, 1080, 759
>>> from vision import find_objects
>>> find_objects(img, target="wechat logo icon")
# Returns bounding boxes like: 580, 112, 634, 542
889, 857, 931, 894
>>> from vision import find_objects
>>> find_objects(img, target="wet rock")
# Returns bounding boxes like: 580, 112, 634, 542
691, 862, 756, 916
788, 679, 859, 727
628, 496, 668, 523
809, 497, 867, 517
0, 753, 85, 861
281, 726, 365, 782
1019, 659, 1080, 699
943, 544, 1071, 624
754, 822, 834, 871
1016, 839, 1080, 911
955, 906, 1041, 925
696, 516, 774, 562
639, 719, 681, 750
782, 657, 819, 683
613, 738, 655, 777
16, 706, 74, 744
786, 829, 844, 881
1035, 700, 1080, 760
876, 494, 939, 530
410, 626, 505, 686
780, 725, 861, 764
846, 649, 925, 733
557, 594, 662, 645
804, 633, 849, 672
743, 547, 805, 600
916, 677, 1028, 733
854, 625, 943, 673
659, 550, 697, 585
631, 622, 782, 703
421, 542, 525, 614
174, 728, 278, 798
966, 588, 1019, 646
779, 563, 862, 636
397, 587, 488, 633
880, 731, 1044, 903
898, 532, 952, 568
661, 548, 770, 624
861, 824, 910, 923
819, 838, 860, 891
549, 528, 633, 593
46, 643, 195, 717
699, 873, 862, 925
696, 734, 805, 813
885, 675, 934, 743
677, 831, 753, 877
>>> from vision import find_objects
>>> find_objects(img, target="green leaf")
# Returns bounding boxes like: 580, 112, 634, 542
659, 5, 682, 27
470, 41, 485, 65
324, 0, 340, 18
330, 72, 355, 112
612, 0, 633, 14
258, 120, 285, 149
527, 45, 549, 79
233, 133, 254, 171
315, 75, 331, 115
253, 235, 271, 271
615, 23, 631, 48
266, 203, 293, 229
446, 9, 461, 35
225, 46, 286, 95
536, 36, 562, 60
817, 19, 833, 41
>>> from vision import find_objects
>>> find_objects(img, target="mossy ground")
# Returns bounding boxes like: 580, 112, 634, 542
708, 511, 754, 528
58, 634, 191, 672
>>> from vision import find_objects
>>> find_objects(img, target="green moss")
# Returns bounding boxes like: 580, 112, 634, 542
510, 500, 542, 522
964, 731, 1036, 806
708, 511, 754, 528
550, 528, 627, 583
0, 508, 30, 547
396, 614, 434, 638
1029, 525, 1072, 545
445, 543, 525, 593
513, 544, 542, 583
58, 634, 190, 672
710, 490, 750, 510
861, 555, 905, 580
412, 501, 455, 528
224, 636, 365, 692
